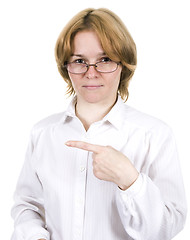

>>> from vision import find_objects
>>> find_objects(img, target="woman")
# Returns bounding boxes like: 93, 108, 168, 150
11, 8, 187, 240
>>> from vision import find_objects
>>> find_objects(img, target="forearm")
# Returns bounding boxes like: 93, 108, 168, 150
11, 130, 51, 240
116, 174, 187, 240
11, 196, 50, 240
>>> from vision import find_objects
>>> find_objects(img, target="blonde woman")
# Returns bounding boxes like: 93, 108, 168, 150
11, 8, 187, 240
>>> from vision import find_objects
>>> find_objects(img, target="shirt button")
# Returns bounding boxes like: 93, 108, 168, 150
80, 166, 86, 172
77, 198, 83, 205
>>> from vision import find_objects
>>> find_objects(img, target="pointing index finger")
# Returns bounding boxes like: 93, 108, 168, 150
65, 141, 102, 153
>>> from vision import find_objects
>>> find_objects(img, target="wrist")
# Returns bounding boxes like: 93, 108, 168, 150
118, 171, 139, 191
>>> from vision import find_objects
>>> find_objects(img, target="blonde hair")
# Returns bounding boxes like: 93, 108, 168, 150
55, 8, 137, 101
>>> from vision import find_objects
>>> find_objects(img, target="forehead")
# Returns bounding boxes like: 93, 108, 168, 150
72, 31, 104, 58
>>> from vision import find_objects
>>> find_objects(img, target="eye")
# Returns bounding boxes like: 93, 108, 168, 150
73, 59, 86, 64
100, 57, 112, 63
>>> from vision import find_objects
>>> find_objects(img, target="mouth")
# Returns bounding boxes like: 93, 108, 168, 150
82, 85, 104, 90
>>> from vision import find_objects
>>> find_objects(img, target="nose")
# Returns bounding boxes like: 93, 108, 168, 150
85, 64, 99, 78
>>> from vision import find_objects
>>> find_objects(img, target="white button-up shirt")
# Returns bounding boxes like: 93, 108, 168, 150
11, 96, 187, 240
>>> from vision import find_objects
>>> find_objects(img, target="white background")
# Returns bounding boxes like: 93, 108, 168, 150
0, 0, 189, 239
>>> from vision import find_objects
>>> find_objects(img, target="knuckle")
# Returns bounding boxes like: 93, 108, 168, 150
106, 145, 114, 151
95, 156, 104, 165
82, 142, 90, 150
93, 169, 102, 180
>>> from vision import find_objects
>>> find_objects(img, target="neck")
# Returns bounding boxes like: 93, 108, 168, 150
75, 97, 117, 131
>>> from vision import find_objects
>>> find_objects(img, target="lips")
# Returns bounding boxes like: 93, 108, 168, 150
82, 85, 103, 90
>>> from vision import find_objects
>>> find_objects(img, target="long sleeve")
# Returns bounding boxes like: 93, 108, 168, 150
10, 97, 187, 239
11, 130, 50, 240
116, 126, 187, 240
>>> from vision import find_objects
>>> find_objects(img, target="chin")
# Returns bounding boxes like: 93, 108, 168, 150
84, 97, 102, 104
82, 93, 105, 104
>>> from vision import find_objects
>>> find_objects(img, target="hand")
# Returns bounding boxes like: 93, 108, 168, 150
65, 141, 139, 190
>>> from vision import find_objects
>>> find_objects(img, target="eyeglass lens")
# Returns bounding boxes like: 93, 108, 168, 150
66, 61, 118, 74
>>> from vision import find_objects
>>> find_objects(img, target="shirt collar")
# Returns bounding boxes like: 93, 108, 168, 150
103, 95, 126, 130
59, 97, 77, 123
60, 95, 126, 130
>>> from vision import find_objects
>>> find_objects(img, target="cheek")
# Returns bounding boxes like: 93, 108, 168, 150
68, 74, 81, 90
68, 73, 74, 84
111, 69, 122, 87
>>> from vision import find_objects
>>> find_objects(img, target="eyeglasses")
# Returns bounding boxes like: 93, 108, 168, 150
64, 59, 120, 74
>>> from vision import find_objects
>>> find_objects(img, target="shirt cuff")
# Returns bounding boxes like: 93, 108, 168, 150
29, 234, 49, 240
11, 220, 50, 240
118, 173, 144, 199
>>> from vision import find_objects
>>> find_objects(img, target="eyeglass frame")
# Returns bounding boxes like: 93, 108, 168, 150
63, 60, 121, 74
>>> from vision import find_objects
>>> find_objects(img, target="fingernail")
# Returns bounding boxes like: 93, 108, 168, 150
65, 141, 71, 146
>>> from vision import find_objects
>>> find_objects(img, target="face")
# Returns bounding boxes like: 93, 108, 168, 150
68, 31, 122, 105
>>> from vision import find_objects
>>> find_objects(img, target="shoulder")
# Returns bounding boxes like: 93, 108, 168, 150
30, 97, 75, 141
121, 105, 176, 151
31, 112, 65, 138
122, 104, 172, 134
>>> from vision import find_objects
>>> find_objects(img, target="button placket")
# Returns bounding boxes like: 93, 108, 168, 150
72, 136, 89, 240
